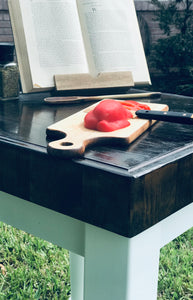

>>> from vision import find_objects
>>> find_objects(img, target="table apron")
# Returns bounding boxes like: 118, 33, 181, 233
0, 190, 192, 255
0, 191, 85, 256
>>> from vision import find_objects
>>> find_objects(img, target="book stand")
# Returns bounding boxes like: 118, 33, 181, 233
54, 71, 134, 91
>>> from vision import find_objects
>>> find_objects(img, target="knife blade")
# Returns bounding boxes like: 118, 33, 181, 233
136, 110, 193, 124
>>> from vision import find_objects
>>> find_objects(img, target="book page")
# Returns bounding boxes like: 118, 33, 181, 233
19, 0, 89, 88
77, 0, 151, 85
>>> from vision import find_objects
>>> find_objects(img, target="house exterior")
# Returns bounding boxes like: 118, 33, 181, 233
0, 0, 13, 42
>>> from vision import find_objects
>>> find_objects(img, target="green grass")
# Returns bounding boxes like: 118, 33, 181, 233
158, 228, 193, 300
0, 222, 192, 299
0, 222, 71, 299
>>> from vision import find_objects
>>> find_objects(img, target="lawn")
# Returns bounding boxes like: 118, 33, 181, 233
0, 221, 192, 299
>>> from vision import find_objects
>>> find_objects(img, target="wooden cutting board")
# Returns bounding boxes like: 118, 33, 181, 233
46, 101, 168, 158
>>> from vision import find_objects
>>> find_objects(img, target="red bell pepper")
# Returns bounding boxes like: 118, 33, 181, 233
84, 99, 151, 132
84, 99, 132, 132
119, 100, 151, 111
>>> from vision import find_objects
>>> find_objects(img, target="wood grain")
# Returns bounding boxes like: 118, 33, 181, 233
46, 101, 169, 157
54, 71, 134, 91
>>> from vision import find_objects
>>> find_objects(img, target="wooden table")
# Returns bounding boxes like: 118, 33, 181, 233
0, 91, 193, 300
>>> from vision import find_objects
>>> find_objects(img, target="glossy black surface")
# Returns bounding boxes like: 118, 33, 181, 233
0, 92, 90, 148
0, 92, 193, 171
0, 90, 193, 237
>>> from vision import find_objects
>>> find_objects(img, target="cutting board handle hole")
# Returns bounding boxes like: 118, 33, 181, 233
61, 142, 73, 147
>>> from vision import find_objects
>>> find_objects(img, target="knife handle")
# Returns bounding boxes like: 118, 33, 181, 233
136, 110, 193, 124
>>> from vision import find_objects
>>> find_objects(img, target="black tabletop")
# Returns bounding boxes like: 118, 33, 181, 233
0, 90, 193, 237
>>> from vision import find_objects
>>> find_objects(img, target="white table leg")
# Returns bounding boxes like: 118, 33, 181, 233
69, 252, 84, 300
83, 203, 193, 300
83, 223, 160, 300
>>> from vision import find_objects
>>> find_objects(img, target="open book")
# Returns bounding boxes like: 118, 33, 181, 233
8, 0, 151, 93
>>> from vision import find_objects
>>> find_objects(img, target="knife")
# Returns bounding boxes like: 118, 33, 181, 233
136, 110, 193, 124
44, 92, 161, 104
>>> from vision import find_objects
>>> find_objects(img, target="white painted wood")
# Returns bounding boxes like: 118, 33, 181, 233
83, 223, 160, 300
0, 190, 192, 300
83, 203, 193, 300
69, 252, 84, 300
127, 227, 161, 300
159, 202, 193, 248
0, 191, 85, 256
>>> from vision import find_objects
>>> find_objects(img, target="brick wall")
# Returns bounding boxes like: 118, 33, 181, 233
136, 1, 166, 45
0, 0, 13, 42
135, 1, 180, 46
